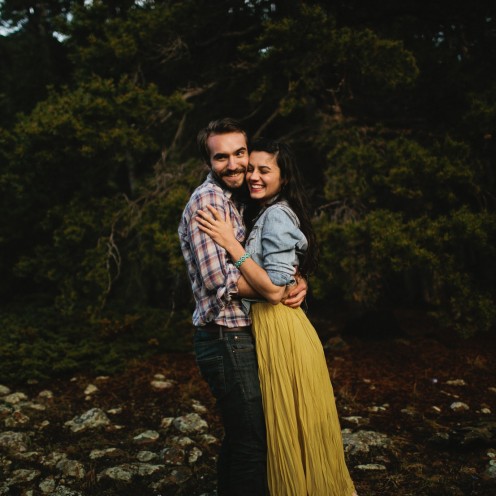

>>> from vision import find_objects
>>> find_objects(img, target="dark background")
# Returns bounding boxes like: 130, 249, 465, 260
0, 0, 495, 382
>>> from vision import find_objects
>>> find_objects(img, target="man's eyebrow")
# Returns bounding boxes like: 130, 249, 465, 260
212, 152, 228, 159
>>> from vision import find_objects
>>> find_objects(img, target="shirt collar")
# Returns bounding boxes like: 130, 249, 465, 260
206, 171, 233, 199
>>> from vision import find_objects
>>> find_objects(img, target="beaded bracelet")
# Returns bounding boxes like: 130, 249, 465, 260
234, 252, 251, 268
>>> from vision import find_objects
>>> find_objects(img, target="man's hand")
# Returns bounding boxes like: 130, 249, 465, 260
282, 274, 308, 308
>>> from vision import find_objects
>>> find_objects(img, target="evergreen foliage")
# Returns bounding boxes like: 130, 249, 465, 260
0, 0, 494, 382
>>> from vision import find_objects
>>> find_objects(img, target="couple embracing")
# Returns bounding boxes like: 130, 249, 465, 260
178, 118, 357, 496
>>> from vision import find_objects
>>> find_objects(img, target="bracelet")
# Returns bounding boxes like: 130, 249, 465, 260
234, 252, 251, 268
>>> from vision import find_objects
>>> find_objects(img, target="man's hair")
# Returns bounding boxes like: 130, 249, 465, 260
197, 118, 247, 166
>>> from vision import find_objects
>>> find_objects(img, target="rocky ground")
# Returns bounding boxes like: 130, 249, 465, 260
1, 315, 496, 496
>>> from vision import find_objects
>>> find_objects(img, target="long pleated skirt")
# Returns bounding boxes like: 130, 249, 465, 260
251, 302, 355, 496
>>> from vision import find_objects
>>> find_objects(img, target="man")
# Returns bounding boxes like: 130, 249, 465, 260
178, 118, 306, 496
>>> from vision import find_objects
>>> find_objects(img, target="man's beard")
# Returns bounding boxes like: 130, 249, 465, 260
214, 168, 246, 191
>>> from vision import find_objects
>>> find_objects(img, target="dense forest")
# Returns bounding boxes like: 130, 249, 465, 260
1, 0, 495, 383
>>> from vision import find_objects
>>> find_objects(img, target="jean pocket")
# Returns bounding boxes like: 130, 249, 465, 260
196, 355, 227, 400
231, 334, 256, 354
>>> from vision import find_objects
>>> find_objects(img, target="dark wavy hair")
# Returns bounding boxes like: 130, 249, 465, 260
197, 118, 247, 166
249, 138, 319, 276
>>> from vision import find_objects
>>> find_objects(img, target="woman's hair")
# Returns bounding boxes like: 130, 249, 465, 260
249, 138, 319, 276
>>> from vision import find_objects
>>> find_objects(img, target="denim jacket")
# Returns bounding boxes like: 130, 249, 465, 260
242, 200, 308, 311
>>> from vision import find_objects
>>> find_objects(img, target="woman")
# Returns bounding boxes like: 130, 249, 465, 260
196, 139, 357, 496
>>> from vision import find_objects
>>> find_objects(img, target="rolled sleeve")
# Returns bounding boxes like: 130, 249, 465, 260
260, 208, 305, 286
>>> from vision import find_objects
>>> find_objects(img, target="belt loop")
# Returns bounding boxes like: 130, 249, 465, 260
219, 325, 224, 339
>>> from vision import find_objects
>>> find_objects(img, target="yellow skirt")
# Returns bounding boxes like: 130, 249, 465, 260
251, 303, 355, 496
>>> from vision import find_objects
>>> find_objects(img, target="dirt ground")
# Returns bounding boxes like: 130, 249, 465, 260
7, 310, 496, 495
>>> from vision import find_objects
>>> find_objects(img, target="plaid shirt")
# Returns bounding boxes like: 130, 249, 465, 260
178, 172, 251, 327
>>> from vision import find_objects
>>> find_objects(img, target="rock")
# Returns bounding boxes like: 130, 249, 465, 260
342, 416, 369, 426
0, 431, 30, 453
450, 402, 469, 412
8, 469, 41, 485
133, 430, 160, 444
199, 433, 219, 445
89, 447, 124, 460
169, 435, 194, 447
445, 379, 467, 386
0, 385, 11, 396
64, 408, 111, 432
84, 384, 98, 396
150, 467, 192, 488
41, 452, 68, 469
37, 390, 53, 401
188, 447, 203, 465
342, 429, 392, 455
4, 410, 30, 427
56, 459, 86, 479
39, 476, 56, 494
151, 380, 174, 390
486, 460, 496, 479
173, 413, 208, 434
356, 463, 387, 471
160, 417, 174, 429
191, 399, 207, 413
163, 446, 185, 465
97, 463, 164, 482
3, 392, 28, 404
107, 407, 122, 415
137, 450, 158, 462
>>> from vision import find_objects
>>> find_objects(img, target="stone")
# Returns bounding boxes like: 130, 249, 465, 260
188, 446, 203, 465
4, 410, 30, 427
39, 477, 56, 494
64, 408, 111, 432
0, 385, 11, 396
84, 384, 98, 396
199, 434, 219, 445
37, 390, 54, 400
89, 447, 124, 460
163, 446, 185, 465
133, 430, 160, 444
56, 459, 86, 479
97, 465, 134, 483
151, 380, 174, 390
97, 463, 164, 482
3, 392, 28, 404
151, 467, 192, 488
0, 431, 30, 453
137, 450, 158, 462
173, 413, 208, 434
450, 402, 469, 412
356, 464, 387, 471
169, 435, 194, 447
342, 429, 391, 455
445, 379, 467, 386
191, 399, 207, 413
8, 469, 41, 485
41, 452, 68, 469
160, 417, 174, 429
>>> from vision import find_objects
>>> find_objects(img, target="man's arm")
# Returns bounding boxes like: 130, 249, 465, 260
236, 273, 308, 308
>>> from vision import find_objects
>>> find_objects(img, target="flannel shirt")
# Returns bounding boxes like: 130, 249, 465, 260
178, 172, 251, 327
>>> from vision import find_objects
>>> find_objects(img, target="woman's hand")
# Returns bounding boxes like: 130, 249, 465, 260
196, 205, 238, 250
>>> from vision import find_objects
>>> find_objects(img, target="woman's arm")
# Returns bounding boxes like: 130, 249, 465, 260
196, 205, 287, 304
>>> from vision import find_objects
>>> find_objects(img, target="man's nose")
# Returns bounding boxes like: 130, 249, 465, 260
227, 156, 237, 169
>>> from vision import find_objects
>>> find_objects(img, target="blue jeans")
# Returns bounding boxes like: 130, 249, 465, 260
194, 327, 268, 496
